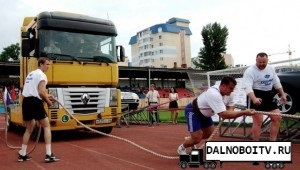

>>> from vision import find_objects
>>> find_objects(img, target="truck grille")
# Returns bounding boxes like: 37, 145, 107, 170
62, 88, 106, 114
122, 99, 138, 103
50, 110, 58, 119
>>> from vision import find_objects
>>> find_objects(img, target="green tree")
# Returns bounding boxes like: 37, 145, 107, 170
193, 22, 228, 71
0, 43, 20, 61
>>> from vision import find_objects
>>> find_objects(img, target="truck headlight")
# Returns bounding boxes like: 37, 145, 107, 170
48, 88, 59, 109
109, 88, 117, 107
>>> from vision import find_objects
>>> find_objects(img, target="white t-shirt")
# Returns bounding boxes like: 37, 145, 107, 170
22, 69, 47, 100
197, 85, 235, 117
243, 64, 280, 92
169, 92, 178, 101
146, 90, 160, 103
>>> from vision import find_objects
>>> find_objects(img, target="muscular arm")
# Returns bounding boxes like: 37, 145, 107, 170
226, 106, 235, 111
218, 109, 254, 119
38, 80, 52, 106
276, 87, 287, 103
277, 87, 285, 97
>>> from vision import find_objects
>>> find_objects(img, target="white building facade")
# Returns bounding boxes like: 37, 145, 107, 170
129, 18, 192, 68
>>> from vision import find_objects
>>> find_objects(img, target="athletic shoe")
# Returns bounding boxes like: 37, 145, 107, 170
45, 153, 60, 163
177, 145, 187, 155
18, 154, 32, 162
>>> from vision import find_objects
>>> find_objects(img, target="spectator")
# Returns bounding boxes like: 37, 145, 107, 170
146, 84, 160, 125
169, 87, 179, 124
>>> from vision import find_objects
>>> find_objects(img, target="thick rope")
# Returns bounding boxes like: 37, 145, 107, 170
255, 110, 300, 119
55, 99, 178, 159
1, 91, 41, 154
4, 114, 41, 154
198, 120, 224, 149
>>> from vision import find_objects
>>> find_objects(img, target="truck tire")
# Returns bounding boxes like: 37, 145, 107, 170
180, 161, 188, 169
210, 162, 217, 169
274, 86, 297, 115
96, 126, 113, 134
203, 162, 210, 169
272, 162, 277, 168
279, 162, 284, 169
265, 162, 271, 169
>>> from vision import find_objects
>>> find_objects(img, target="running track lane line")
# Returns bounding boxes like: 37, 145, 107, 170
64, 142, 154, 170
30, 159, 47, 170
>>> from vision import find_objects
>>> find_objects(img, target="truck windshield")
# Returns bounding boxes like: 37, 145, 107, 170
39, 30, 117, 63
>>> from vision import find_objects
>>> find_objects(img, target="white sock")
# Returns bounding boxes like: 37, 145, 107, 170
46, 144, 51, 155
19, 144, 27, 156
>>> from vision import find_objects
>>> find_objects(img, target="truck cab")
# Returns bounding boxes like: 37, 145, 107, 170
8, 11, 125, 134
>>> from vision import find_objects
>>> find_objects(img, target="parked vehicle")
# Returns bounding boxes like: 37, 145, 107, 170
275, 71, 300, 115
121, 92, 139, 111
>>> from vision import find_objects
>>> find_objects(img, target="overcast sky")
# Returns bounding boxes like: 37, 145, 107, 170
0, 0, 299, 65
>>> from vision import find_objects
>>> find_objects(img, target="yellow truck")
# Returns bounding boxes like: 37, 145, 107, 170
8, 11, 125, 134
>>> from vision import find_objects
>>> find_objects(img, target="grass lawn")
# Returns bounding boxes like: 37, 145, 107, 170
159, 110, 185, 123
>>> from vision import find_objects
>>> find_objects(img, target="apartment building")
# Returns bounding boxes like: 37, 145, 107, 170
129, 17, 192, 68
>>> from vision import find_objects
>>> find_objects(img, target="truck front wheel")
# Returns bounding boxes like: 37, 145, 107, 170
180, 161, 188, 169
96, 126, 113, 134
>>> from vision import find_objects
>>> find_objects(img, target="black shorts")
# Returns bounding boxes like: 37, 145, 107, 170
169, 101, 178, 109
22, 97, 47, 121
249, 89, 278, 111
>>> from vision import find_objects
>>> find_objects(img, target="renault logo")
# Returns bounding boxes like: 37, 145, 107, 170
81, 93, 90, 105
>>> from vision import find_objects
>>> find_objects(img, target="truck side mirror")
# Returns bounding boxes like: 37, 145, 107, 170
117, 45, 125, 62
21, 39, 31, 57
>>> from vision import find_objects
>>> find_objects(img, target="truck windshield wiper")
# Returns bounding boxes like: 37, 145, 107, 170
92, 56, 113, 63
48, 53, 81, 63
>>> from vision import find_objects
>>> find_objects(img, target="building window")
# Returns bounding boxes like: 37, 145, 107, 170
160, 50, 163, 53
158, 27, 162, 32
159, 42, 163, 46
159, 35, 162, 39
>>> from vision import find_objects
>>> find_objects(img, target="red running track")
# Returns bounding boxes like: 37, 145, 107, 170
0, 114, 299, 170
